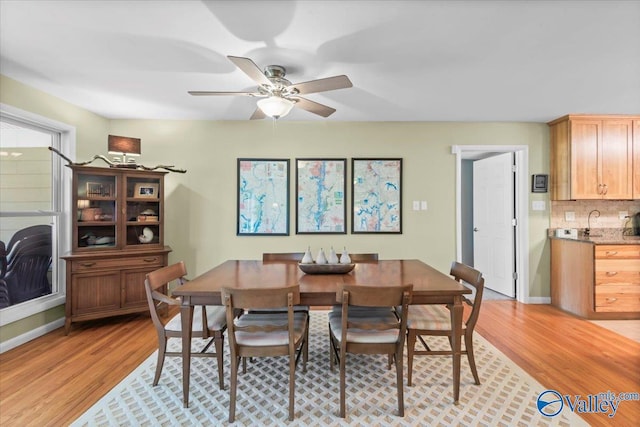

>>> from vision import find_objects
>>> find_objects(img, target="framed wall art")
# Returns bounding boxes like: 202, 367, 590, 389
237, 158, 290, 235
352, 158, 402, 234
296, 158, 346, 234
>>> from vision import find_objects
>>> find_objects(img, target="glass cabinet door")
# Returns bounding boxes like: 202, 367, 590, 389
76, 172, 117, 249
124, 175, 162, 248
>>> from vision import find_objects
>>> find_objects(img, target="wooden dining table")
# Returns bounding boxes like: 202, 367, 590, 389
172, 259, 471, 408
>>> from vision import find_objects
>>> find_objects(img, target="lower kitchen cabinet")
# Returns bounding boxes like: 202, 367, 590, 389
551, 238, 639, 319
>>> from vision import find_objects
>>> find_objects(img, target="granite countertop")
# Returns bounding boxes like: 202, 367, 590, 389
548, 228, 640, 245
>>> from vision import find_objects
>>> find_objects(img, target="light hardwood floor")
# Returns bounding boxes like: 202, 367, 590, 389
1, 301, 638, 426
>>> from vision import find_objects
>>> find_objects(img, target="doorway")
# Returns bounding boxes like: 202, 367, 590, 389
452, 145, 529, 303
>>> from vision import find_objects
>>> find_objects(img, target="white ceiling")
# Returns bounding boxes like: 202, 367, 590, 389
1, 0, 639, 123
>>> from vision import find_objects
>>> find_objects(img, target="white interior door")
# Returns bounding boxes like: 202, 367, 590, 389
473, 153, 515, 297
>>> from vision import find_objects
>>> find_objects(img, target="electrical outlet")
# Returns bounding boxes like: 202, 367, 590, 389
619, 211, 629, 220
565, 211, 575, 221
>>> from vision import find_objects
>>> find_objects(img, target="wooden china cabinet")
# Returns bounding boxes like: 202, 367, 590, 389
62, 166, 171, 334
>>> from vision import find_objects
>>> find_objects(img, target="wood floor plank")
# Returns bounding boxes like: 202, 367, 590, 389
476, 301, 640, 427
1, 302, 638, 426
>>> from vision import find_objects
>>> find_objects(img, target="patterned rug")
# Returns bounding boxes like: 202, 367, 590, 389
72, 312, 586, 426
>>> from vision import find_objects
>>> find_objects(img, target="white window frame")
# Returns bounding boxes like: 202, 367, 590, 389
0, 103, 75, 326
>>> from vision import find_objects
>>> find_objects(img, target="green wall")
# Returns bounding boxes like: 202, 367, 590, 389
0, 74, 551, 344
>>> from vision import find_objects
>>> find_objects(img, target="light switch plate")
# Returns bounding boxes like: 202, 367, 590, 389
532, 201, 545, 211
421, 201, 428, 210
565, 211, 575, 221
412, 201, 420, 211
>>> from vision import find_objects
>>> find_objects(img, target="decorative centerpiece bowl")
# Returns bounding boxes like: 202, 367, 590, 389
298, 263, 355, 275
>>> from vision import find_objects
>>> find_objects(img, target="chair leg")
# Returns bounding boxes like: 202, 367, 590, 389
153, 336, 167, 386
289, 347, 296, 421
406, 330, 417, 386
339, 349, 346, 418
395, 348, 404, 417
329, 330, 335, 372
229, 355, 239, 423
214, 332, 224, 390
465, 331, 480, 385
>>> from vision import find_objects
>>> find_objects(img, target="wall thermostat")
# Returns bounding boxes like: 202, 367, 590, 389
532, 174, 548, 193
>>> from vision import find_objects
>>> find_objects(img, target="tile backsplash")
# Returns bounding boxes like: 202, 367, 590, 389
550, 200, 640, 229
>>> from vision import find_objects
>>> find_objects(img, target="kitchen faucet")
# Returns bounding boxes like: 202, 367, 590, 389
585, 209, 601, 236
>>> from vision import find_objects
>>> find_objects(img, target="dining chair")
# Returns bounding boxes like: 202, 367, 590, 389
348, 253, 379, 262
405, 261, 485, 387
260, 253, 309, 313
222, 284, 309, 422
144, 261, 227, 390
329, 284, 412, 418
262, 252, 305, 262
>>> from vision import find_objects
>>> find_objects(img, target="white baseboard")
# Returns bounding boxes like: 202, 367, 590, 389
524, 296, 551, 304
0, 317, 65, 354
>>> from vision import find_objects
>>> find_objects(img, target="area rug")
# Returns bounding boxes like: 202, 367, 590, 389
72, 311, 586, 426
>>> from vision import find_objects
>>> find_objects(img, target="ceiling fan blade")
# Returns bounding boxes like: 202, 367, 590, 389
228, 56, 273, 87
188, 91, 259, 96
292, 96, 336, 118
250, 107, 266, 120
290, 75, 352, 95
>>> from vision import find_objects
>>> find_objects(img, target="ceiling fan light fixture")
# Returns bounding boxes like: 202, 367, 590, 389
257, 96, 295, 119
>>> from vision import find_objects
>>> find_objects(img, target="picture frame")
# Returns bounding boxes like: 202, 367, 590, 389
237, 158, 290, 235
531, 174, 548, 193
133, 183, 159, 199
352, 158, 402, 234
296, 158, 346, 234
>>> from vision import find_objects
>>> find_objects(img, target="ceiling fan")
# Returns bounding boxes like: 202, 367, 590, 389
188, 56, 353, 120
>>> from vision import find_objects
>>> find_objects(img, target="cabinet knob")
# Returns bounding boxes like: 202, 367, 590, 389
605, 271, 618, 276
602, 184, 608, 195
143, 257, 158, 262
606, 297, 617, 302
80, 262, 96, 267
605, 251, 618, 256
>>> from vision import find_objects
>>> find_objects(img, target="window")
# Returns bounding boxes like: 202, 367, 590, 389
0, 104, 75, 326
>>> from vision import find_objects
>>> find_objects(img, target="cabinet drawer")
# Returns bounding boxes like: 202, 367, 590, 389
72, 255, 164, 272
595, 259, 640, 276
595, 270, 640, 287
595, 283, 640, 312
595, 245, 640, 259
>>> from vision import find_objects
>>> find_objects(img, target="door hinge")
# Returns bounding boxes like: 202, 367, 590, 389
512, 272, 518, 280
511, 165, 517, 173
511, 218, 517, 226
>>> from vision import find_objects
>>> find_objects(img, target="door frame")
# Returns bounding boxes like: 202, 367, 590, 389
452, 145, 529, 303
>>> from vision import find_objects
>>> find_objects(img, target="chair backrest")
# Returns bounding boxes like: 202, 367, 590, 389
262, 252, 305, 262
3, 232, 52, 305
144, 262, 187, 331
222, 285, 301, 350
336, 284, 412, 339
6, 225, 51, 255
449, 261, 484, 330
349, 253, 379, 262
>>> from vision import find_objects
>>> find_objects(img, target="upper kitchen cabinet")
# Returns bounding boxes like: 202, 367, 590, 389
549, 115, 637, 200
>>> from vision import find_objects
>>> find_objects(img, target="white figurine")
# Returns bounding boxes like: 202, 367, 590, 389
301, 246, 314, 264
328, 246, 339, 264
315, 248, 328, 264
340, 247, 351, 264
